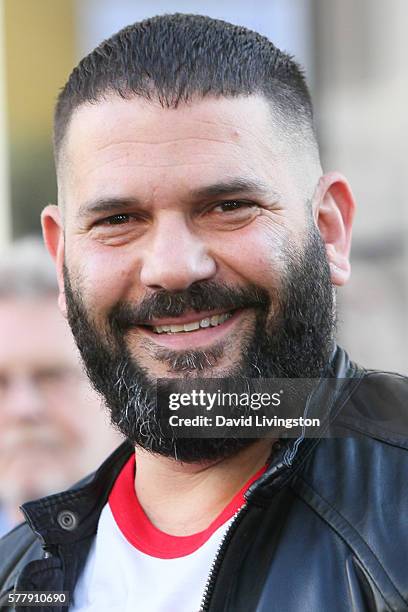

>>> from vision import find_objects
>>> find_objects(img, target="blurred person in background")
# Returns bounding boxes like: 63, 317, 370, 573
0, 237, 122, 536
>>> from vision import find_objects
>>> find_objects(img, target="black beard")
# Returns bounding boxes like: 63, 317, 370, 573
63, 222, 335, 462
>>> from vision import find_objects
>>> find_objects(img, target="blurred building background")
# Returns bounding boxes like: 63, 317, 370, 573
0, 0, 406, 373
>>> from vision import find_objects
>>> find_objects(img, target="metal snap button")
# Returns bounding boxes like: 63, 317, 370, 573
57, 510, 78, 531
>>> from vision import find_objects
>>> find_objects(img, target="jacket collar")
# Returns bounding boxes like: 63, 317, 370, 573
21, 440, 133, 552
246, 345, 363, 501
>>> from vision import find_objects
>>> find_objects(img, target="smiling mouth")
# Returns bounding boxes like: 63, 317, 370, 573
149, 311, 234, 334
132, 308, 244, 350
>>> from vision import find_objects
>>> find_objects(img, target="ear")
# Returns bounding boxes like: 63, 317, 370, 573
41, 205, 67, 317
313, 172, 356, 286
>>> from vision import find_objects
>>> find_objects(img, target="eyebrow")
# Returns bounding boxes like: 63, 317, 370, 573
77, 197, 142, 219
77, 177, 279, 219
189, 178, 277, 200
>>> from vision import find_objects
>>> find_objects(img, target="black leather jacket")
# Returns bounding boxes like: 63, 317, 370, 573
1, 346, 408, 612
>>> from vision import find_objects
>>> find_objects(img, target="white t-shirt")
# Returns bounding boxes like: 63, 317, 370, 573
70, 454, 265, 612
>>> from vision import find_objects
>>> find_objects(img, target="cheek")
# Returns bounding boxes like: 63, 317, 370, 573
69, 245, 141, 313
210, 222, 287, 288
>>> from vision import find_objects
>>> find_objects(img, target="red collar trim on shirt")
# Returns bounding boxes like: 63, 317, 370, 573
108, 453, 266, 559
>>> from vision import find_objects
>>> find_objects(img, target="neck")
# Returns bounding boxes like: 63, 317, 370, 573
134, 440, 273, 536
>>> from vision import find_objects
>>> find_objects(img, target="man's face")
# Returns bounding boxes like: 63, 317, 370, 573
47, 94, 338, 461
0, 298, 119, 514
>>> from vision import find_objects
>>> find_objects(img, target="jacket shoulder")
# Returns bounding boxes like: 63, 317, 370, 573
294, 368, 408, 603
0, 522, 43, 594
337, 367, 408, 447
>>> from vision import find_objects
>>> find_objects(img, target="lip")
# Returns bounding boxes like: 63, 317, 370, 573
133, 308, 244, 350
141, 308, 234, 327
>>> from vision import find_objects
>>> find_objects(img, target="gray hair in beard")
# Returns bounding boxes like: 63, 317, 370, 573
62, 220, 335, 462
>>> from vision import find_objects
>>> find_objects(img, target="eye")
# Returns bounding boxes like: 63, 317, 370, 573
199, 199, 260, 232
90, 210, 149, 243
102, 213, 131, 225
212, 200, 256, 213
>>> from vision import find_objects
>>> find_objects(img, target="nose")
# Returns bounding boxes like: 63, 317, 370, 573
140, 213, 217, 291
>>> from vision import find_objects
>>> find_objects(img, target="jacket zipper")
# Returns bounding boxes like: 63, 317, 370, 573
199, 460, 288, 611
199, 503, 248, 612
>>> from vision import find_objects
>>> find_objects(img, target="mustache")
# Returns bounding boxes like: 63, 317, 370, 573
108, 281, 270, 330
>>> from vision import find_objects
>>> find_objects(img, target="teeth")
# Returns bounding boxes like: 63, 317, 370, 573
152, 311, 233, 334
169, 324, 184, 333
183, 321, 201, 332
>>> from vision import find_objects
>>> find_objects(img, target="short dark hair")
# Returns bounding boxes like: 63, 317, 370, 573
54, 13, 315, 162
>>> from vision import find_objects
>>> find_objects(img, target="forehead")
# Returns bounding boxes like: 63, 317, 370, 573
63, 93, 280, 158
59, 94, 298, 210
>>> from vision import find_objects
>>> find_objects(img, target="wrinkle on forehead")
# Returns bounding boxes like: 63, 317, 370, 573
78, 132, 265, 167
94, 135, 239, 151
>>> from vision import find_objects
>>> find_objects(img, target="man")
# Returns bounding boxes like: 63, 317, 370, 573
0, 238, 122, 536
0, 14, 407, 612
